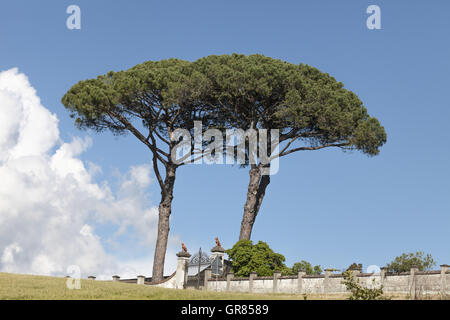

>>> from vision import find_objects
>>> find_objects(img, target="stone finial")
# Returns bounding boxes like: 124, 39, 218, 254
211, 237, 225, 253
324, 269, 334, 278
177, 242, 191, 258
410, 265, 420, 272
325, 268, 338, 275
177, 251, 191, 258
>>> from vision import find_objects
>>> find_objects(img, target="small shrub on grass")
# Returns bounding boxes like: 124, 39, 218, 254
341, 270, 390, 300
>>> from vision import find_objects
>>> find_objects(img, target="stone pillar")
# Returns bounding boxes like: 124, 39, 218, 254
297, 272, 306, 294
204, 268, 212, 291
88, 276, 96, 280
273, 271, 281, 294
324, 269, 333, 293
380, 267, 387, 286
176, 250, 191, 289
226, 273, 234, 291
112, 275, 120, 282
211, 245, 225, 275
440, 264, 448, 298
137, 275, 145, 285
409, 265, 419, 300
249, 272, 257, 293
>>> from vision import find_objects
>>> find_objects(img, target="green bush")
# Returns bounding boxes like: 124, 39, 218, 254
291, 260, 322, 275
226, 240, 289, 277
341, 270, 389, 300
386, 251, 435, 273
346, 263, 363, 271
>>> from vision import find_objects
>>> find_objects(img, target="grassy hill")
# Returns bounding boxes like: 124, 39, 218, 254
0, 272, 351, 300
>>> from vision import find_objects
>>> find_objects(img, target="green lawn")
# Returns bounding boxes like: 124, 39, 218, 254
0, 272, 351, 300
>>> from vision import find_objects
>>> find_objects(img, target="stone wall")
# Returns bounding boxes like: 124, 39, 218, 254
107, 252, 449, 298
203, 265, 450, 297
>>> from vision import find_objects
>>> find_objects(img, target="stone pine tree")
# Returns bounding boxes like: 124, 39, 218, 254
192, 54, 387, 240
61, 59, 210, 282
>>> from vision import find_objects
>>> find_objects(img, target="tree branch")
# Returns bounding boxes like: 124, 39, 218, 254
107, 109, 169, 166
271, 142, 350, 160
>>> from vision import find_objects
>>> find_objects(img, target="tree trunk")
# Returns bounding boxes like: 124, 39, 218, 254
239, 164, 271, 240
152, 164, 176, 282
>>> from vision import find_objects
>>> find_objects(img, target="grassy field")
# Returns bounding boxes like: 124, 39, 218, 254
0, 272, 353, 300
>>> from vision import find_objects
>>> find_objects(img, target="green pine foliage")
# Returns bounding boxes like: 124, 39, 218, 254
191, 54, 387, 157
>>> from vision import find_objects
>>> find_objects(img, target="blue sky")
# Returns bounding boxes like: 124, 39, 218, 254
1, 0, 449, 275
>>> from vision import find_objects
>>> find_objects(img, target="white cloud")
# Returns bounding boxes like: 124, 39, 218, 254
1, 243, 22, 265
0, 69, 59, 162
0, 68, 177, 278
